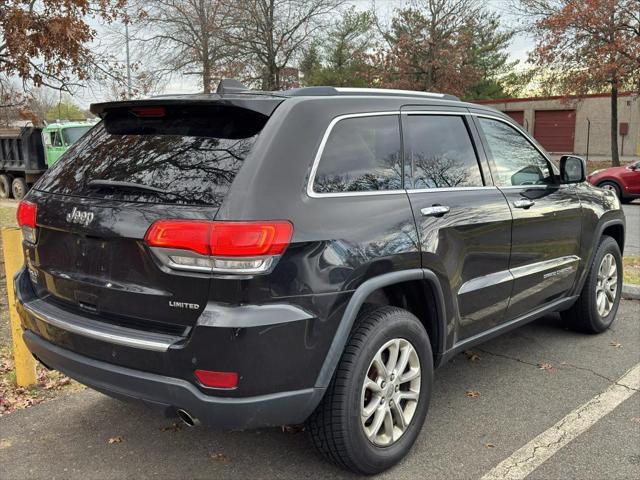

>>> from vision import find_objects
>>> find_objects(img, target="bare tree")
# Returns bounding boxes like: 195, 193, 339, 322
225, 0, 345, 90
139, 0, 238, 93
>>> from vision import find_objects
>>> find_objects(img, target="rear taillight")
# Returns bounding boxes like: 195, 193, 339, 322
210, 222, 292, 256
144, 220, 212, 256
144, 220, 293, 274
16, 200, 37, 244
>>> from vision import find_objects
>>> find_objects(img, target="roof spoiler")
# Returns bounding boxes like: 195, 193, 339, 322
90, 95, 283, 118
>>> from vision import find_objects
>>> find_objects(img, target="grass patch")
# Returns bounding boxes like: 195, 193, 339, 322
623, 256, 640, 285
0, 205, 17, 229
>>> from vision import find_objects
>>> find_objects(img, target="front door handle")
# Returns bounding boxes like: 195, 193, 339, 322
513, 199, 535, 209
421, 205, 450, 217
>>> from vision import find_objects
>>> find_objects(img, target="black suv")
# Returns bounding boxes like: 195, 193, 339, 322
15, 82, 625, 474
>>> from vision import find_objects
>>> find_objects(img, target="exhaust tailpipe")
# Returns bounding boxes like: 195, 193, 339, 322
176, 408, 200, 427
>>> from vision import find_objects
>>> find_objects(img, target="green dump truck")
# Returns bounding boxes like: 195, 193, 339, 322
0, 121, 95, 200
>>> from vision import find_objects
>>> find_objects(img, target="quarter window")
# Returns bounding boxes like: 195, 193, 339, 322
313, 115, 402, 193
479, 118, 555, 186
404, 115, 483, 188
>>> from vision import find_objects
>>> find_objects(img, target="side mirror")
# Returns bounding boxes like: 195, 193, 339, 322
560, 155, 586, 184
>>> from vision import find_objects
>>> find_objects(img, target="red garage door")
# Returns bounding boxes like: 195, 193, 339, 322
534, 110, 576, 153
506, 111, 524, 126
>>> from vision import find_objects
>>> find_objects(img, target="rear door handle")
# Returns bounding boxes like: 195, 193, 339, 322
421, 205, 450, 217
513, 199, 535, 209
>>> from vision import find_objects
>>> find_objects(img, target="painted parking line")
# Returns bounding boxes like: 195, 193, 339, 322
481, 362, 640, 480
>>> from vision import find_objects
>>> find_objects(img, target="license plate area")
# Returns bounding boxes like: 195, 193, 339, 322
73, 235, 114, 277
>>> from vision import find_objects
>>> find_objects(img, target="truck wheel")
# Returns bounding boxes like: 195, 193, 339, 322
0, 174, 11, 199
11, 177, 28, 200
307, 306, 433, 474
561, 236, 622, 333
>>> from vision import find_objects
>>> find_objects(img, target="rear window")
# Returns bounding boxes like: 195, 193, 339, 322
36, 105, 267, 206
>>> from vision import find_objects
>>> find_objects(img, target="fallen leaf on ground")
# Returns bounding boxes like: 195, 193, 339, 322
485, 443, 495, 448
0, 439, 11, 449
537, 362, 556, 373
465, 390, 480, 398
0, 347, 82, 416
281, 424, 305, 434
609, 341, 623, 348
464, 350, 481, 362
160, 423, 182, 432
210, 452, 231, 464
107, 436, 124, 444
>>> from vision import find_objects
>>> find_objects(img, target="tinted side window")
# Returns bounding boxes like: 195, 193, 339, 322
313, 115, 402, 193
405, 115, 483, 188
479, 118, 554, 186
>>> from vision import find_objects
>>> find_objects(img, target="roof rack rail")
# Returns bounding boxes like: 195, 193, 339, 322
283, 86, 458, 101
334, 87, 459, 101
150, 80, 460, 101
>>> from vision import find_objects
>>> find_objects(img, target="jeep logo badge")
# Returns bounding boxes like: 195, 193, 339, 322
66, 207, 95, 226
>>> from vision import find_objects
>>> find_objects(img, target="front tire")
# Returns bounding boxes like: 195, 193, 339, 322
307, 306, 433, 474
562, 236, 622, 333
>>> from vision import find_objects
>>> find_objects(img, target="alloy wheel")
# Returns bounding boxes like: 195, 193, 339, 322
596, 253, 618, 317
361, 338, 421, 446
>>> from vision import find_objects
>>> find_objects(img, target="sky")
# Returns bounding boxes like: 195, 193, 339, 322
78, 0, 534, 105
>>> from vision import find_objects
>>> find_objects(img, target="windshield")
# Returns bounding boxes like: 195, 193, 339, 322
61, 126, 92, 145
36, 105, 268, 206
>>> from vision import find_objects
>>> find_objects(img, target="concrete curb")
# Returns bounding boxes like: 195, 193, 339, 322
622, 284, 640, 300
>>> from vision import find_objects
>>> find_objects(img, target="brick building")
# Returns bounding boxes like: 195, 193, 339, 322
476, 93, 640, 157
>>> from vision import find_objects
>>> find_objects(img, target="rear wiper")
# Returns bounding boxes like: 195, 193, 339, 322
87, 180, 169, 195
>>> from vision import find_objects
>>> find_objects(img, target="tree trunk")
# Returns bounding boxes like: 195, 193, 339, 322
610, 78, 620, 167
203, 61, 212, 94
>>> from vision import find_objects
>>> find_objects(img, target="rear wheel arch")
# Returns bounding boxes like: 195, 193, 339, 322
360, 280, 442, 364
314, 269, 447, 390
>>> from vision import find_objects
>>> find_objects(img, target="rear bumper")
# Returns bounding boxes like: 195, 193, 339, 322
14, 267, 334, 428
23, 330, 323, 429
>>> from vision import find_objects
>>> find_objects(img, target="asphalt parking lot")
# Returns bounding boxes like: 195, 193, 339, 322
1, 300, 638, 480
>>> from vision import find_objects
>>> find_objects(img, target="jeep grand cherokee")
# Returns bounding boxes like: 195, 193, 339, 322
15, 81, 625, 474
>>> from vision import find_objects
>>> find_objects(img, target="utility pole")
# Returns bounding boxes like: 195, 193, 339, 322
125, 20, 132, 99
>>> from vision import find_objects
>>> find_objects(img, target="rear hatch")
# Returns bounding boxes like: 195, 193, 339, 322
28, 97, 282, 334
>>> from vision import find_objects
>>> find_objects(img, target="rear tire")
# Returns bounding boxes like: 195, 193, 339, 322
598, 181, 621, 199
307, 306, 433, 475
561, 236, 622, 333
0, 174, 11, 199
11, 177, 28, 200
